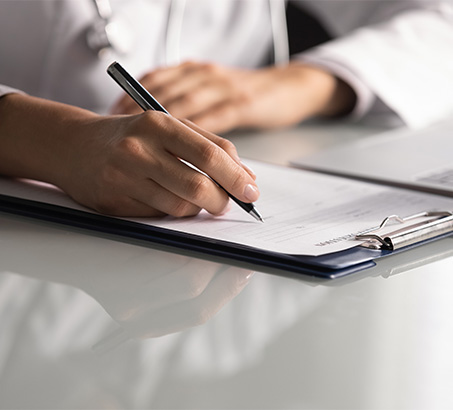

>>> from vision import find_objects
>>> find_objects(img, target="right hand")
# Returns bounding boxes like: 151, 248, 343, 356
0, 94, 259, 218
59, 111, 259, 217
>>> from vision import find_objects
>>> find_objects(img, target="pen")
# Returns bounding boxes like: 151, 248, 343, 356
107, 61, 264, 222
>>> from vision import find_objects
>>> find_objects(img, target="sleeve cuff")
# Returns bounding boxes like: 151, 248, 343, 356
0, 85, 25, 99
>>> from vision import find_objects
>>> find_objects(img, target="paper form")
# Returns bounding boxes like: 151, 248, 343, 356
2, 160, 453, 256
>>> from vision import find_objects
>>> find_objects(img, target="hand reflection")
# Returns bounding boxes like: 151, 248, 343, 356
86, 252, 253, 351
0, 215, 253, 350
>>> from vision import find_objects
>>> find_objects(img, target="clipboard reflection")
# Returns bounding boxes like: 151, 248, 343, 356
329, 237, 453, 286
2, 212, 453, 351
0, 214, 254, 353
2, 214, 453, 408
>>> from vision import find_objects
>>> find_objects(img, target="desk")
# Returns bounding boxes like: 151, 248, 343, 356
1, 122, 453, 410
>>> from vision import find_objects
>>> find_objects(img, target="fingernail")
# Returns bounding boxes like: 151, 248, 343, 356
243, 184, 259, 202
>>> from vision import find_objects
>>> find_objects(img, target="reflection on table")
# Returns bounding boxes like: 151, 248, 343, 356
2, 122, 453, 409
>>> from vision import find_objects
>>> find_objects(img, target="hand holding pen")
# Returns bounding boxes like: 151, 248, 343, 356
108, 61, 263, 221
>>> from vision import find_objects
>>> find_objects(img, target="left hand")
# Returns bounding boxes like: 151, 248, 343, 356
111, 61, 356, 134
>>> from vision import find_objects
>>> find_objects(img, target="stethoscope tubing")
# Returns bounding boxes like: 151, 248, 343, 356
89, 0, 290, 65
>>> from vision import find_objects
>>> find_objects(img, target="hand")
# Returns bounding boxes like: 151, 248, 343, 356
111, 61, 356, 134
61, 112, 259, 217
0, 94, 258, 217
86, 251, 254, 341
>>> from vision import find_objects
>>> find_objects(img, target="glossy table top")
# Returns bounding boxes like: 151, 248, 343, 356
1, 121, 453, 410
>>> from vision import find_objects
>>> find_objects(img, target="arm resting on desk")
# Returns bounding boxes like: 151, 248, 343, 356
0, 93, 258, 217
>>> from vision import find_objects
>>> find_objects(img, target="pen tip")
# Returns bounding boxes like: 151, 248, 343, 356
250, 208, 264, 223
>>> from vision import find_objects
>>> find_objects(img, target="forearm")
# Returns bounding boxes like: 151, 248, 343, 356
0, 93, 259, 218
116, 60, 358, 134
285, 62, 357, 119
295, 3, 453, 127
0, 93, 98, 186
250, 62, 357, 125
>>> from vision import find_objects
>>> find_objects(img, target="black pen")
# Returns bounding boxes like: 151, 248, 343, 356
107, 61, 264, 222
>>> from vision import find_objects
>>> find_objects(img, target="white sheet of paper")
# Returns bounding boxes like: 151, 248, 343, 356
2, 160, 453, 256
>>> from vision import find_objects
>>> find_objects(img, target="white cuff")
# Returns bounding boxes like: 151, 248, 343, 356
0, 85, 25, 99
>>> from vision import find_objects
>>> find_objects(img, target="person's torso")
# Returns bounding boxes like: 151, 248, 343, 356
0, 0, 273, 113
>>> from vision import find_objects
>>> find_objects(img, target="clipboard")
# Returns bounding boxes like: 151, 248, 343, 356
1, 191, 452, 280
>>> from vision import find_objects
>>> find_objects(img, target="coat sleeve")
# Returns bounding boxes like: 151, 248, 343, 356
292, 0, 453, 128
0, 85, 24, 99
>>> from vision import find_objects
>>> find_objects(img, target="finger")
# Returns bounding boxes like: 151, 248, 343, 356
190, 101, 244, 137
112, 62, 211, 115
141, 62, 198, 88
150, 69, 214, 108
115, 261, 218, 321
156, 119, 259, 204
129, 177, 205, 217
163, 83, 231, 120
181, 119, 256, 180
88, 177, 203, 218
121, 111, 258, 212
110, 64, 191, 114
136, 266, 254, 338
111, 118, 231, 215
87, 193, 167, 217
147, 150, 231, 215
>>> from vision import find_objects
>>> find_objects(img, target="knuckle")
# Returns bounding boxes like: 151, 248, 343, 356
117, 136, 146, 158
201, 62, 220, 75
134, 110, 169, 132
198, 142, 220, 166
237, 88, 253, 105
141, 72, 154, 84
180, 92, 199, 107
183, 60, 196, 68
149, 110, 170, 127
216, 138, 237, 155
185, 173, 211, 202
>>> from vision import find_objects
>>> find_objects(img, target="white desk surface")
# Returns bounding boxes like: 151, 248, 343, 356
1, 121, 453, 410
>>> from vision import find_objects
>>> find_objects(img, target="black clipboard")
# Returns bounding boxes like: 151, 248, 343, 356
1, 191, 453, 279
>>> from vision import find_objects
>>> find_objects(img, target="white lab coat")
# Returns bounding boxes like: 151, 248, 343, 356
0, 0, 452, 128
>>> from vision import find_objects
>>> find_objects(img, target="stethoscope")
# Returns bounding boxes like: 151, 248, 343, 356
85, 0, 132, 57
86, 0, 289, 65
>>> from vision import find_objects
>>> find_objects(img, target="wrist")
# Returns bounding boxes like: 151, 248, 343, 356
0, 93, 98, 186
319, 76, 357, 118
286, 63, 356, 120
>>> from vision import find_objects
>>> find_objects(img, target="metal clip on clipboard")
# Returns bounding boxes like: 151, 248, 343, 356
355, 211, 453, 250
